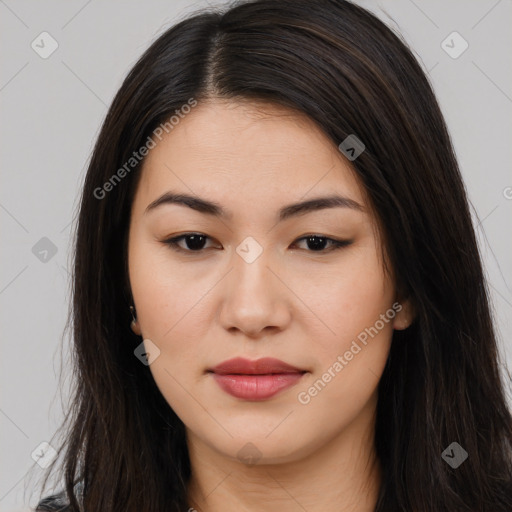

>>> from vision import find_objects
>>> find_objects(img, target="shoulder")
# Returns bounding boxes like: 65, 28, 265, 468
35, 491, 72, 511
35, 480, 83, 511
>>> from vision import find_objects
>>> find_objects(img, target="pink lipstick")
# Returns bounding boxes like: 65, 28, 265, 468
208, 357, 306, 401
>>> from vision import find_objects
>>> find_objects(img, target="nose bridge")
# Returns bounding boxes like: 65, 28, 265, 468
219, 236, 290, 335
231, 236, 274, 301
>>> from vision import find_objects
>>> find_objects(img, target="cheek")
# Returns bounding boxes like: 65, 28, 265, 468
129, 237, 211, 338
294, 243, 393, 348
128, 239, 222, 400
295, 244, 394, 396
294, 275, 394, 430
129, 248, 212, 413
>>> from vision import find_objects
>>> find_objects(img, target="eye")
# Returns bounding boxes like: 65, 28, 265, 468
162, 233, 217, 253
162, 233, 352, 254
291, 234, 353, 252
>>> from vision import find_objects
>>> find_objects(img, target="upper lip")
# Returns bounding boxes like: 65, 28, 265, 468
209, 357, 305, 375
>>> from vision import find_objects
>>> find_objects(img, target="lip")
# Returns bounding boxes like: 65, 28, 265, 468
208, 357, 307, 401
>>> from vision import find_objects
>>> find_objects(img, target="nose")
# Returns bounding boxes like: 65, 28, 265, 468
218, 245, 292, 338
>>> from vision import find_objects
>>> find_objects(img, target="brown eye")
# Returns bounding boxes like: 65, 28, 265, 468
163, 233, 216, 252
292, 235, 353, 252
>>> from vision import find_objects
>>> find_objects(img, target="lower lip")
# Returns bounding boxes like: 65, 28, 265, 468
210, 372, 305, 400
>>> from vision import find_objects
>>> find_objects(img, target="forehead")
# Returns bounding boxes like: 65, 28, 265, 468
132, 99, 367, 215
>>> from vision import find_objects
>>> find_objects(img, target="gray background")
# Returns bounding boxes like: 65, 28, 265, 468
1, 0, 511, 510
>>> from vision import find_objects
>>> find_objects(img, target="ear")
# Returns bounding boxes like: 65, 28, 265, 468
392, 296, 415, 331
129, 303, 142, 336
131, 320, 142, 336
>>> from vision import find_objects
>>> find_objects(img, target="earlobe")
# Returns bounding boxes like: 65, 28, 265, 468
130, 305, 142, 336
131, 320, 142, 336
392, 298, 415, 331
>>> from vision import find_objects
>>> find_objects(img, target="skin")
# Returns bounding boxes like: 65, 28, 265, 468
128, 99, 412, 512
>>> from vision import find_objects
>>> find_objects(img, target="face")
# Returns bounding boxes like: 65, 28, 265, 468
127, 99, 411, 465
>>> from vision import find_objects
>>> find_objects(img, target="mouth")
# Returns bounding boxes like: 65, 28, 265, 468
207, 357, 307, 401
208, 356, 306, 375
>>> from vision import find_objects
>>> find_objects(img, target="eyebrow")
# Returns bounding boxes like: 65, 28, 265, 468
144, 191, 363, 221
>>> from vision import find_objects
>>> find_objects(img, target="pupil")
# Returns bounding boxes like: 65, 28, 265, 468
307, 236, 327, 251
186, 234, 206, 250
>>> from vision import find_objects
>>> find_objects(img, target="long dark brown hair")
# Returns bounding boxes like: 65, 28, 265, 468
32, 0, 512, 510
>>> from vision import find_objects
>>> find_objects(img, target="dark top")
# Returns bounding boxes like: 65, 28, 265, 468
35, 479, 84, 511
35, 491, 72, 511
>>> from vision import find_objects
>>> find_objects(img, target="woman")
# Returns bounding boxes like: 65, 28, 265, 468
34, 0, 512, 510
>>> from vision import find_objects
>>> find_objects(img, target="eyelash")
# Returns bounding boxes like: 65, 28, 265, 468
162, 233, 352, 254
